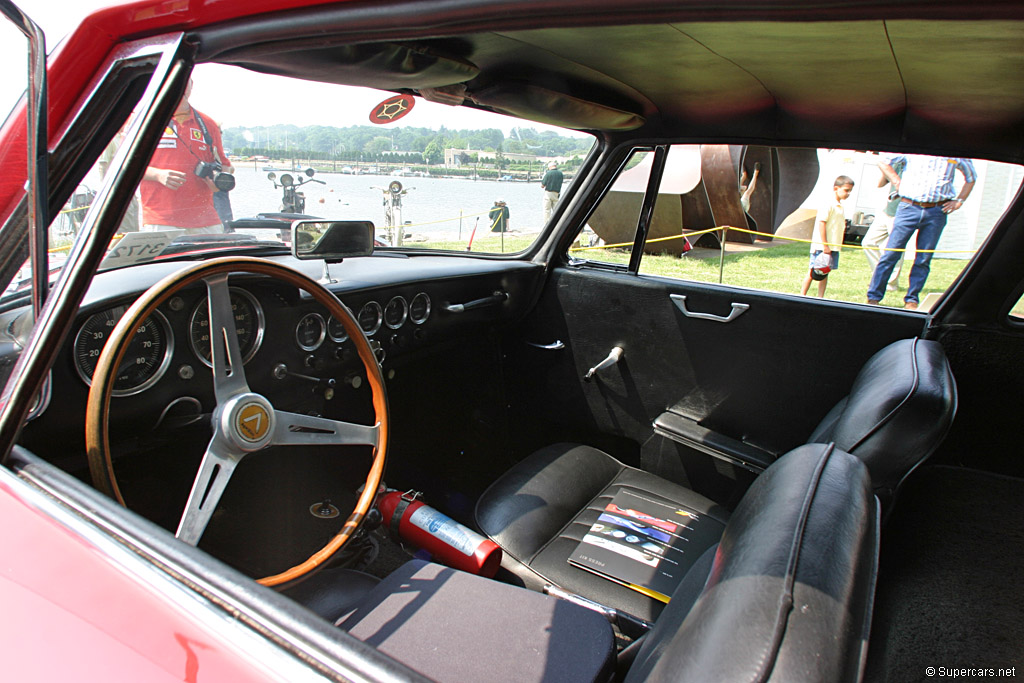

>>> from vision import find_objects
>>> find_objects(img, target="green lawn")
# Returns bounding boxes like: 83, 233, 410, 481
413, 233, 970, 309
572, 240, 969, 308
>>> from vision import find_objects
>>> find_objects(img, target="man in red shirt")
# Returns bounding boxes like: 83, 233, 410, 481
140, 79, 232, 232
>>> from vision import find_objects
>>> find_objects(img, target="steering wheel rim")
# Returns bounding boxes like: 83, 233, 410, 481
85, 256, 389, 587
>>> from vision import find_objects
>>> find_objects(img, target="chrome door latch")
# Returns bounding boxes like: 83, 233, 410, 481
670, 294, 749, 323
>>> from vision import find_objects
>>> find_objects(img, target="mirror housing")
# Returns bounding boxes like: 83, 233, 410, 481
292, 220, 375, 261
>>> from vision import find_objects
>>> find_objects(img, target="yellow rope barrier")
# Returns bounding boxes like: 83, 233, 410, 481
570, 224, 978, 256
396, 209, 491, 230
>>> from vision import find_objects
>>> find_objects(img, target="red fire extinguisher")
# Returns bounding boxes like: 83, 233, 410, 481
378, 491, 502, 578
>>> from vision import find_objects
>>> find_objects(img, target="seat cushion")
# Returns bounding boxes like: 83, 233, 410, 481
340, 559, 616, 683
476, 443, 730, 622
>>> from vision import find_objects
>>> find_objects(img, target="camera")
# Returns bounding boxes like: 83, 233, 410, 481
194, 160, 236, 192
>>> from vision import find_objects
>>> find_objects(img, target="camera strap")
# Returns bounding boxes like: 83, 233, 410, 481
169, 107, 217, 164
193, 110, 214, 148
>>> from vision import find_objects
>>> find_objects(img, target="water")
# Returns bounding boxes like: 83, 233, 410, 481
227, 166, 549, 238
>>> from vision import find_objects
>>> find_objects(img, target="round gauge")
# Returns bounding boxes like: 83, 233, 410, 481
409, 292, 431, 325
357, 301, 383, 336
74, 307, 173, 396
188, 288, 264, 368
384, 296, 408, 330
296, 312, 326, 351
327, 314, 349, 343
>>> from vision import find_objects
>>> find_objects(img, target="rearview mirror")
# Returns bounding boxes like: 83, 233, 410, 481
292, 220, 375, 261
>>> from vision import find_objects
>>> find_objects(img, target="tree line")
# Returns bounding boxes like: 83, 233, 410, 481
221, 123, 592, 164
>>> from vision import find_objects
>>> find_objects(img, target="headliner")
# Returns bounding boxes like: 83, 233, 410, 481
192, 1, 1024, 163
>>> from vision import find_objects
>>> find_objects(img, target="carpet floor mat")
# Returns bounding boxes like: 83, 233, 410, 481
866, 465, 1024, 681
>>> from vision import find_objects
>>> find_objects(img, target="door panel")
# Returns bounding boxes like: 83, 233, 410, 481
503, 266, 925, 499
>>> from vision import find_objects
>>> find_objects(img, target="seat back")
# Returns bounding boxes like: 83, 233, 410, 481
808, 338, 956, 500
627, 443, 878, 683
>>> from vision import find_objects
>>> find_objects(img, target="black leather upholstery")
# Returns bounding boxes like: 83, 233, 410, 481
476, 443, 730, 622
340, 559, 616, 683
475, 337, 952, 620
626, 443, 878, 682
808, 338, 956, 501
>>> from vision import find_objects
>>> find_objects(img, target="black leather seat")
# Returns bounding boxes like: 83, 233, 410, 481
475, 337, 954, 620
806, 337, 957, 503
625, 443, 878, 682
288, 443, 875, 681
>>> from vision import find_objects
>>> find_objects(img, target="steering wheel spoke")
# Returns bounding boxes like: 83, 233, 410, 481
272, 410, 379, 448
204, 273, 251, 401
176, 440, 241, 545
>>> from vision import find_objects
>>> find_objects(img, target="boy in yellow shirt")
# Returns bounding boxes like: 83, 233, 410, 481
801, 175, 855, 297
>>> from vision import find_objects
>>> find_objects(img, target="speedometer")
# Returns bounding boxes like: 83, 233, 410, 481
188, 287, 265, 367
73, 307, 173, 396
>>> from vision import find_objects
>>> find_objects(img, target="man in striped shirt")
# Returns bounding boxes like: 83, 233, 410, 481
866, 154, 976, 309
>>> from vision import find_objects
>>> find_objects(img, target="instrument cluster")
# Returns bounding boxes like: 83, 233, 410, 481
72, 287, 433, 396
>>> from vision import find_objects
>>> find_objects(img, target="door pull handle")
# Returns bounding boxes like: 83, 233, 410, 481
670, 294, 749, 323
584, 346, 623, 382
526, 340, 565, 350
443, 290, 508, 313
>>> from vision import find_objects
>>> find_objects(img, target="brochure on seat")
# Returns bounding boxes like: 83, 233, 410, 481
567, 489, 722, 603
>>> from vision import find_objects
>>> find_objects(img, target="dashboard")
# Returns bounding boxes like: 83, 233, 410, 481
7, 253, 545, 467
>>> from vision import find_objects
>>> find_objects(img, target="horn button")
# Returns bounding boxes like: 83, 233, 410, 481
221, 394, 275, 451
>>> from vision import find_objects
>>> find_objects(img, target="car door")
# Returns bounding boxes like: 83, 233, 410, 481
502, 144, 930, 504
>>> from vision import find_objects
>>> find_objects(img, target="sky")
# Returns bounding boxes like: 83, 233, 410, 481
0, 0, 587, 137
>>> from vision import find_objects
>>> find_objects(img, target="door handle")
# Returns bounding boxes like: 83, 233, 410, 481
443, 290, 508, 313
584, 346, 623, 382
670, 294, 749, 323
526, 340, 565, 350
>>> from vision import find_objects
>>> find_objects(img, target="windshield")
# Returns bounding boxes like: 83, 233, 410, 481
10, 62, 594, 302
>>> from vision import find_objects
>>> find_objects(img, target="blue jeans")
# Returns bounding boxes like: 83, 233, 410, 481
866, 203, 947, 304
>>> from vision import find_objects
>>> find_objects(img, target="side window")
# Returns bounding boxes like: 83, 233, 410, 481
615, 147, 1024, 312
569, 149, 654, 267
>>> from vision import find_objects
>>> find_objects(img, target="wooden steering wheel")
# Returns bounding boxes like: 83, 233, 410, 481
85, 257, 388, 587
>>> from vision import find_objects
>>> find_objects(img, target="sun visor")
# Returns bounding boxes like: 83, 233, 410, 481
227, 41, 479, 90
471, 82, 645, 131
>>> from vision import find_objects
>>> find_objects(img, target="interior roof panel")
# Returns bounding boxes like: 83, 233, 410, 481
194, 8, 1024, 161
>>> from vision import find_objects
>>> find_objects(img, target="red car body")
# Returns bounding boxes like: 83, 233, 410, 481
0, 3, 375, 679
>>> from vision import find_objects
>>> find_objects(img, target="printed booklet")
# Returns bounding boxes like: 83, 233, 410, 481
568, 488, 723, 602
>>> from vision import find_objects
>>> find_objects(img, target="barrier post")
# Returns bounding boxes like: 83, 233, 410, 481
719, 226, 727, 284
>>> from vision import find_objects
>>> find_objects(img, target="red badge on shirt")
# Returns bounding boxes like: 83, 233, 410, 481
369, 95, 415, 124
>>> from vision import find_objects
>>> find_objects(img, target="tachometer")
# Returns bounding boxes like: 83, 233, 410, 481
74, 307, 173, 396
189, 287, 264, 367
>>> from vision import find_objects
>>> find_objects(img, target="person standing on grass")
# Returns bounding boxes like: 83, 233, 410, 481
866, 154, 975, 310
541, 161, 563, 223
801, 175, 855, 298
862, 158, 905, 293
489, 198, 510, 232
